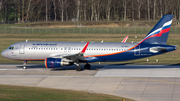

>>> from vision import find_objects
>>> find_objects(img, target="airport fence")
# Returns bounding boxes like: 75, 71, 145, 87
0, 25, 180, 34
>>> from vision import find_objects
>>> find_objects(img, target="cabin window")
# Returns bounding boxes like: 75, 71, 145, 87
8, 46, 15, 50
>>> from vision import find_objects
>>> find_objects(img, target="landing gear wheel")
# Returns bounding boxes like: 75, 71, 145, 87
22, 61, 27, 69
76, 66, 82, 71
23, 66, 27, 69
84, 64, 91, 69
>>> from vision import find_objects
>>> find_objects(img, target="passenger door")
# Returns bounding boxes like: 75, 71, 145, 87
19, 44, 25, 54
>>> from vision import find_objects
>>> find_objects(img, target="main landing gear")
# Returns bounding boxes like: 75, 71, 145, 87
76, 65, 82, 71
23, 61, 27, 69
84, 63, 91, 69
75, 63, 91, 71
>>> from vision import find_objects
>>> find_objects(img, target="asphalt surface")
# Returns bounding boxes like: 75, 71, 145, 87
0, 63, 180, 101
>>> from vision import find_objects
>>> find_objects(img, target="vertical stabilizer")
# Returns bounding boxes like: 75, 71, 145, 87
139, 15, 173, 45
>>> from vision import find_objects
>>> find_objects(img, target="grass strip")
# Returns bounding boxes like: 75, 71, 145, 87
0, 84, 134, 101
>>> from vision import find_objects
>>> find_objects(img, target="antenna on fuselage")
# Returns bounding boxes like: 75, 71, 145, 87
101, 40, 103, 43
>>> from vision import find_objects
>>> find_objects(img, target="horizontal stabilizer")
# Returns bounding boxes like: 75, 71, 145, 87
150, 47, 167, 53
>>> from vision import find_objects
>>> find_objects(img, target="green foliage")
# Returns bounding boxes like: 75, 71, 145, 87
7, 6, 16, 21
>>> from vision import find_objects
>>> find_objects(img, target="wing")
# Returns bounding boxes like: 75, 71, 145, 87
121, 36, 128, 43
49, 42, 89, 62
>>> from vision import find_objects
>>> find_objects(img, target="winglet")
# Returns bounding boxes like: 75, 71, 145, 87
81, 42, 89, 53
121, 36, 128, 43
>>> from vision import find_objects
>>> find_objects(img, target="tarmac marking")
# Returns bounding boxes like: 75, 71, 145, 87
0, 70, 93, 77
109, 77, 180, 85
0, 69, 42, 70
1, 71, 179, 85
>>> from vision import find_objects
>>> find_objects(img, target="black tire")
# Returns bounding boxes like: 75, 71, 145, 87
76, 66, 82, 71
84, 64, 91, 69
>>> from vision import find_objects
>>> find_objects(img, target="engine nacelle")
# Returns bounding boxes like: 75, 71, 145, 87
45, 58, 72, 68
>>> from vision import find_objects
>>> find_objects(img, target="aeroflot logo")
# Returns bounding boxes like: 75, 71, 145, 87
32, 43, 57, 47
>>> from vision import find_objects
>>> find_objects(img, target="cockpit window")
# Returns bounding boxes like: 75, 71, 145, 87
8, 46, 14, 50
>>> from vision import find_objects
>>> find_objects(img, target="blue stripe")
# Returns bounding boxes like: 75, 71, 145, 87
162, 25, 171, 30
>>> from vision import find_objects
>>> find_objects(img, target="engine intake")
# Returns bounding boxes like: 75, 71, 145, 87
45, 58, 72, 68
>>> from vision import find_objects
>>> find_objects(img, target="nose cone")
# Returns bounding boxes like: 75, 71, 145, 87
1, 50, 7, 58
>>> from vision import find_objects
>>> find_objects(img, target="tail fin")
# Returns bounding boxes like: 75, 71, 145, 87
121, 36, 128, 43
139, 15, 173, 45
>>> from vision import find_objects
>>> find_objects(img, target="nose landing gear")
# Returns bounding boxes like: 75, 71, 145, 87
23, 61, 27, 69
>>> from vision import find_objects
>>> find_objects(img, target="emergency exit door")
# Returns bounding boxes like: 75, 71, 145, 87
134, 45, 140, 56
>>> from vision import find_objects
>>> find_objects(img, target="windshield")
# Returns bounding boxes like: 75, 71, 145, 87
8, 46, 14, 50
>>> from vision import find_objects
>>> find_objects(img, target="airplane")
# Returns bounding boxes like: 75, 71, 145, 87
1, 15, 176, 71
121, 36, 128, 43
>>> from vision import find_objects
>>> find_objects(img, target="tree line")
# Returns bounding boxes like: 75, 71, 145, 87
0, 0, 180, 23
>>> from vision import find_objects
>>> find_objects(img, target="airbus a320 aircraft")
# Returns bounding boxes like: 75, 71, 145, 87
1, 15, 176, 71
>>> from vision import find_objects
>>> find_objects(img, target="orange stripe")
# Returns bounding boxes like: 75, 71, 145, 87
45, 58, 48, 68
84, 45, 138, 57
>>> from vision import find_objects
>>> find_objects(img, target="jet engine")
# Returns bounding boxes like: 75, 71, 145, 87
45, 58, 73, 68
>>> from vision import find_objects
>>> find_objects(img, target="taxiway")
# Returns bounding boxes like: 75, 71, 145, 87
0, 63, 180, 101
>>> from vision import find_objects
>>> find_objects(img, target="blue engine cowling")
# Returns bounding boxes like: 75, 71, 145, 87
45, 58, 71, 68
